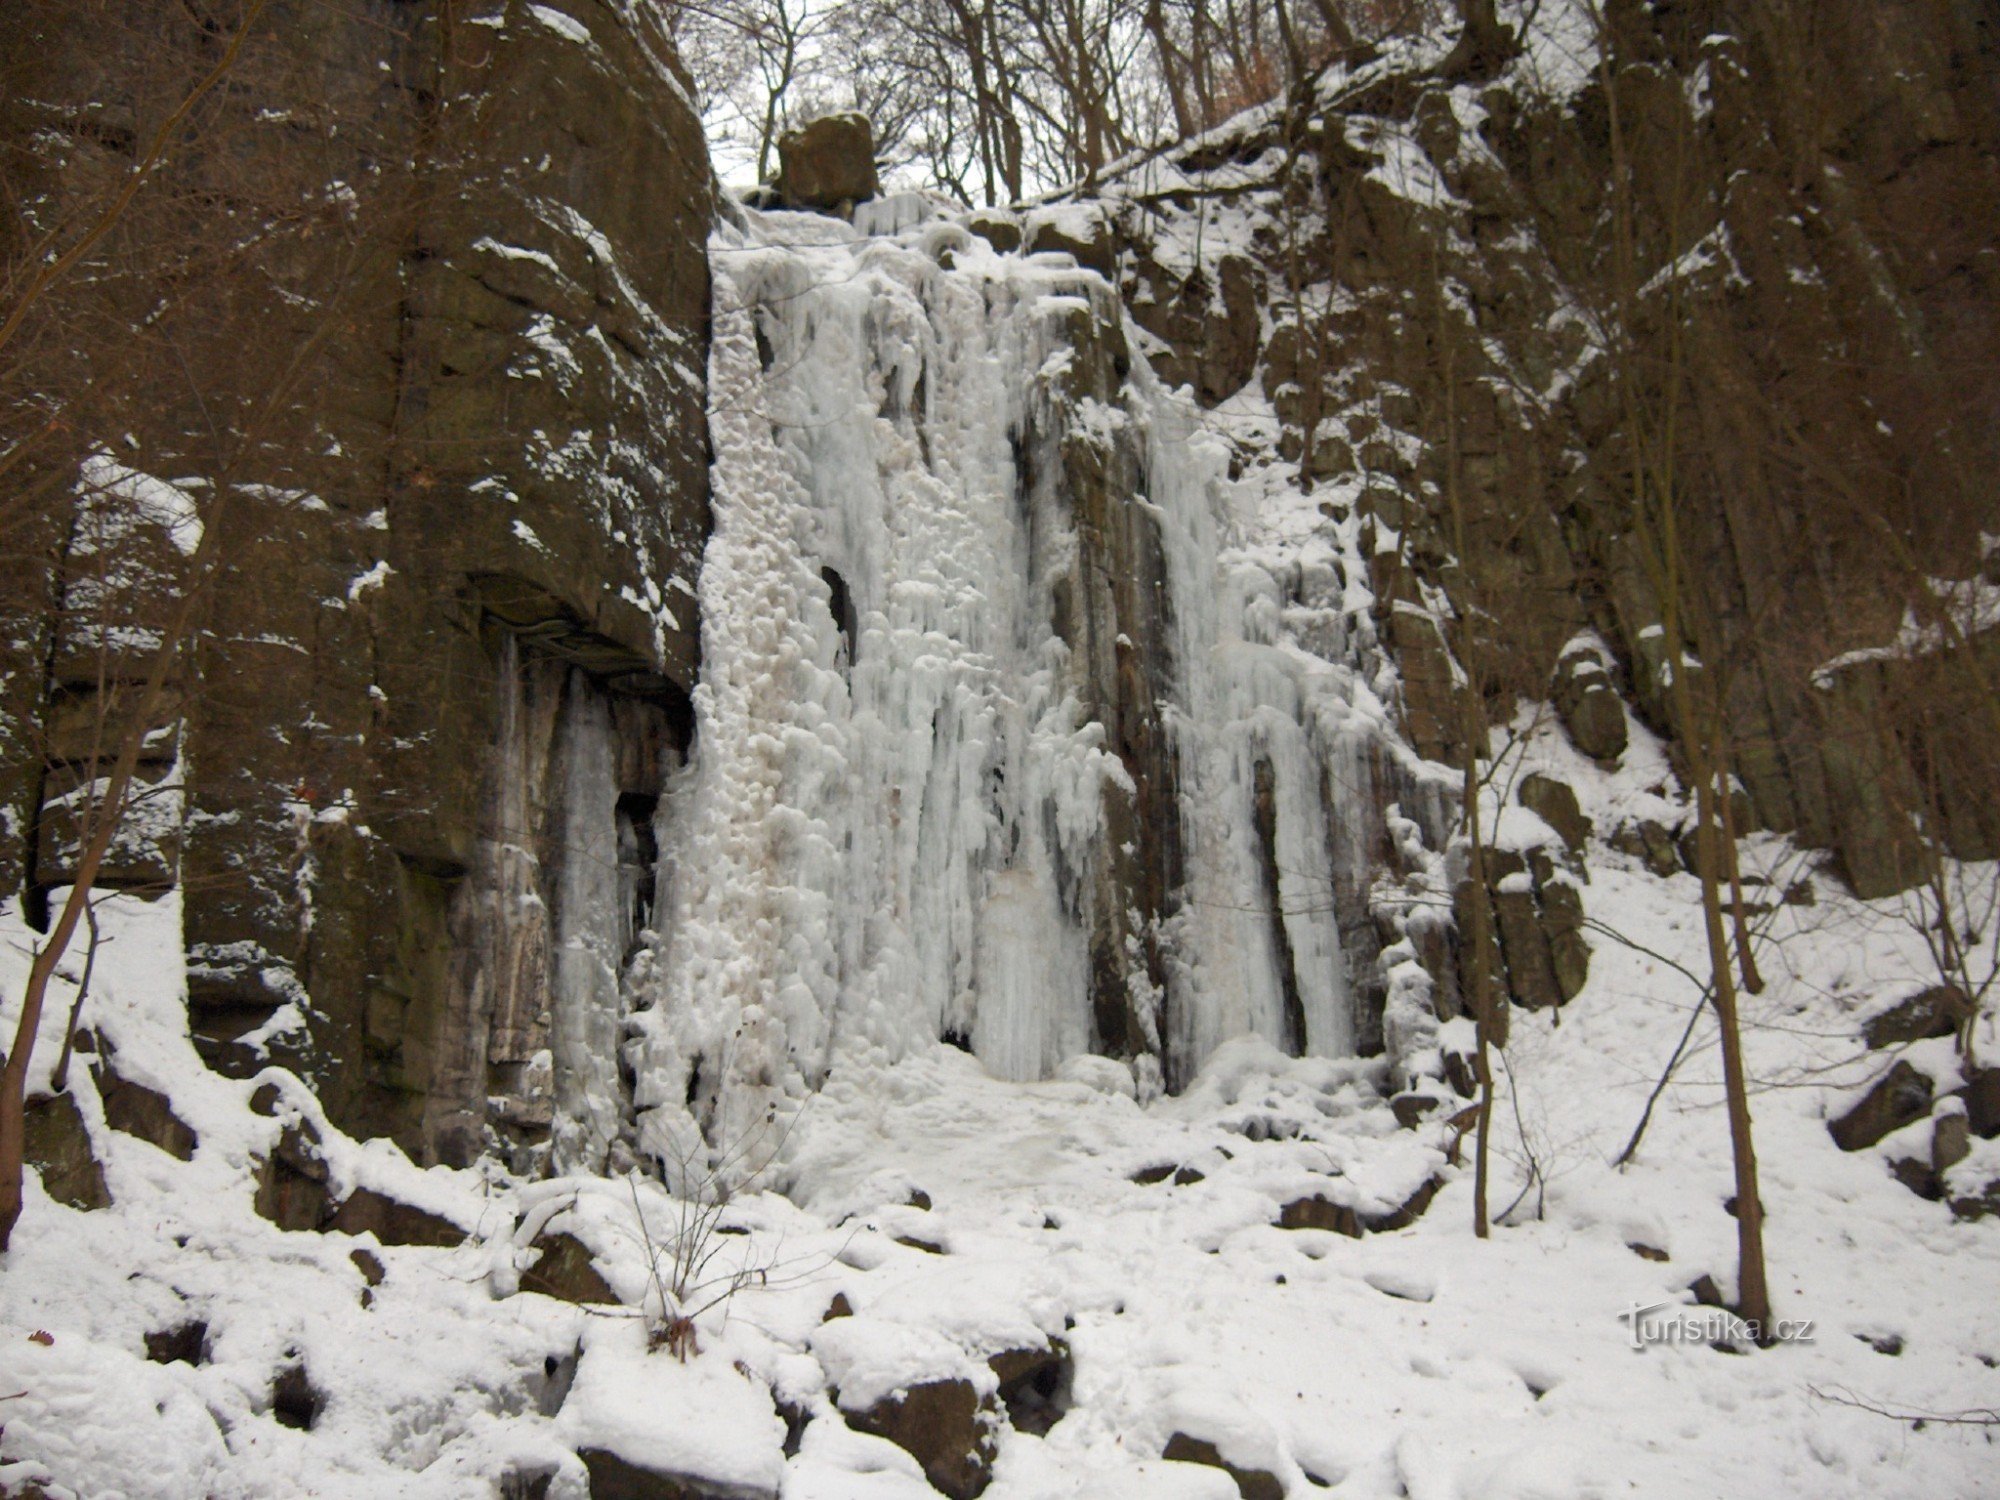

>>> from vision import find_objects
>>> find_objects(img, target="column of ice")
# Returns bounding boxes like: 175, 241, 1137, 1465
549, 676, 628, 1174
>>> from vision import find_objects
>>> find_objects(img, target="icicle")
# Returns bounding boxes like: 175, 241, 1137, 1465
549, 673, 628, 1175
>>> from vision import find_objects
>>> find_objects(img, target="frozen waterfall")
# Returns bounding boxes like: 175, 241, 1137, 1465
623, 205, 1440, 1163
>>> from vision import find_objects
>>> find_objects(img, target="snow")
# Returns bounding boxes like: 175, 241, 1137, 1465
525, 3, 592, 48
76, 451, 204, 557
3, 839, 2000, 1496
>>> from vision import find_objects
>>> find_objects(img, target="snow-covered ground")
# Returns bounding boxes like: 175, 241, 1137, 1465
2, 827, 1996, 1497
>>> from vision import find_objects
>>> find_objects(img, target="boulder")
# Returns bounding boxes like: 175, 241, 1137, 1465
966, 210, 1021, 254
578, 1448, 775, 1500
326, 1186, 465, 1247
1390, 1092, 1441, 1128
24, 1092, 110, 1211
778, 113, 879, 212
253, 1122, 333, 1231
1862, 985, 1970, 1050
1552, 640, 1627, 761
1962, 1067, 2000, 1138
1493, 881, 1563, 1010
1828, 1061, 1934, 1151
145, 1321, 208, 1366
989, 1341, 1072, 1436
1609, 819, 1683, 877
1517, 774, 1591, 856
1024, 208, 1118, 277
842, 1378, 994, 1499
1890, 1110, 1971, 1200
1278, 1194, 1359, 1235
271, 1361, 324, 1430
519, 1231, 620, 1306
1160, 1433, 1284, 1500
1363, 1174, 1442, 1233
1531, 859, 1591, 1002
94, 1066, 196, 1160
253, 1121, 465, 1245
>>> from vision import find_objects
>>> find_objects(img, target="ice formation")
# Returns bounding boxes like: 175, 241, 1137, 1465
617, 206, 1450, 1165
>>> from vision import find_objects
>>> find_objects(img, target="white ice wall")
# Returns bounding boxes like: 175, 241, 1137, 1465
626, 208, 1426, 1162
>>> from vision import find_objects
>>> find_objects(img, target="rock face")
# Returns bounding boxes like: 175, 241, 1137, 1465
1459, 846, 1589, 1015
777, 113, 879, 211
1103, 0, 1999, 905
0, 0, 712, 1167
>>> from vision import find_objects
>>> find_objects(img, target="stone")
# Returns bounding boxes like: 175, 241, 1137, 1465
1160, 1433, 1285, 1500
1551, 641, 1626, 762
989, 1341, 1072, 1436
145, 1321, 208, 1366
94, 1066, 196, 1160
326, 1186, 465, 1248
1493, 882, 1563, 1011
842, 1377, 994, 1500
1278, 1194, 1360, 1235
23, 1092, 110, 1211
499, 1471, 555, 1500
351, 1249, 386, 1288
777, 113, 879, 212
1962, 1068, 2000, 1138
966, 210, 1021, 254
578, 1448, 776, 1500
1862, 985, 1971, 1050
1609, 820, 1683, 878
1951, 1178, 2000, 1222
1390, 1093, 1440, 1128
1534, 871, 1591, 1002
253, 1123, 332, 1232
1361, 1175, 1442, 1233
271, 1362, 323, 1431
520, 1232, 620, 1306
251, 1121, 463, 1245
1517, 774, 1591, 855
1933, 1110, 1972, 1174
1828, 1061, 1934, 1152
1024, 209, 1117, 278
1388, 605, 1464, 764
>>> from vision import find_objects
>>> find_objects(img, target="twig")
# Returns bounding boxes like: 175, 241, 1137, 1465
1809, 1385, 2000, 1428
49, 903, 102, 1095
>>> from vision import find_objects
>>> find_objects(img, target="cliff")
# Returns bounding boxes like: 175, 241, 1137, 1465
0, 0, 713, 1165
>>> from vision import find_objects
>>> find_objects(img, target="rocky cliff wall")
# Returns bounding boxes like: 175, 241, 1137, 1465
0, 0, 712, 1165
1057, 0, 1998, 907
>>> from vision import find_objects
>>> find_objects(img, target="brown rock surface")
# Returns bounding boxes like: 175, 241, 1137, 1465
0, 0, 711, 1164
